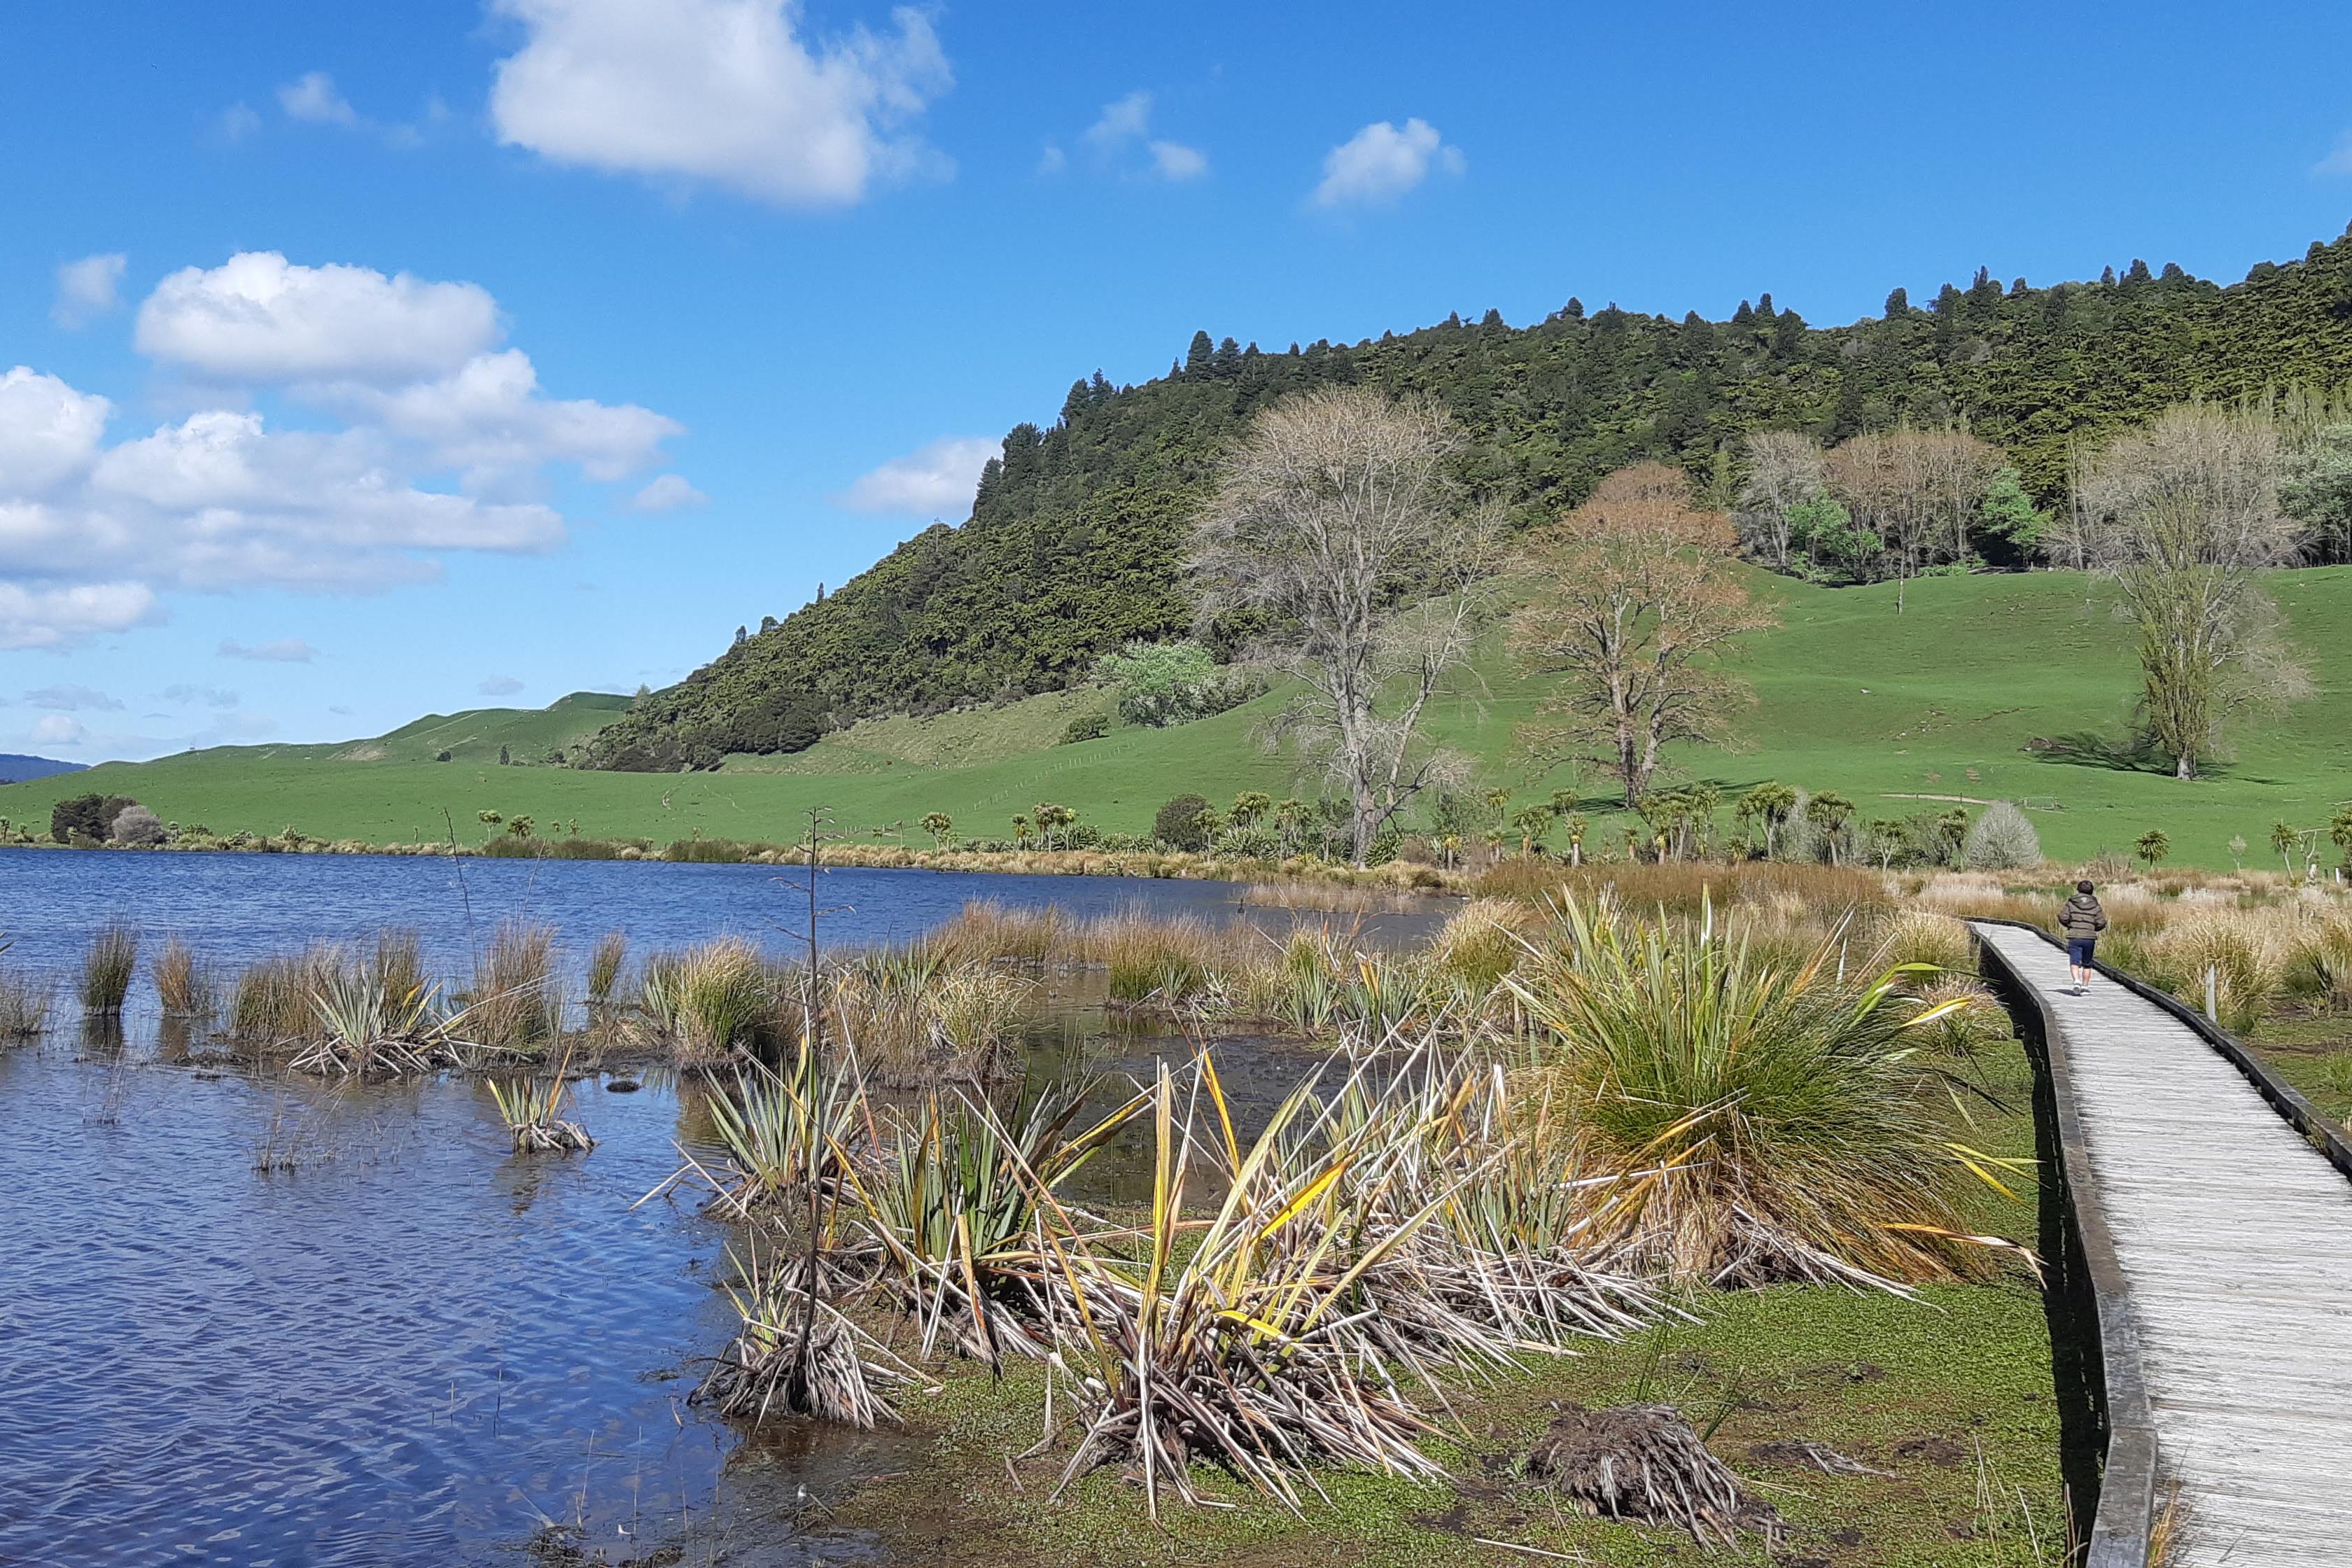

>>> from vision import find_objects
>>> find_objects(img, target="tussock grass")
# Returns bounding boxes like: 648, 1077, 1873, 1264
152, 938, 216, 1020
230, 946, 340, 1043
461, 921, 560, 1054
830, 946, 1031, 1082
585, 930, 627, 1005
1507, 896, 2021, 1288
1080, 910, 1226, 1004
78, 923, 139, 1014
640, 937, 776, 1065
0, 969, 51, 1037
930, 899, 1063, 965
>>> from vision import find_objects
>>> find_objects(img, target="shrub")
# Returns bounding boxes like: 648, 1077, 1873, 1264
109, 805, 167, 846
1154, 793, 1212, 851
1091, 640, 1256, 728
1961, 800, 2040, 869
51, 794, 135, 845
1058, 710, 1110, 744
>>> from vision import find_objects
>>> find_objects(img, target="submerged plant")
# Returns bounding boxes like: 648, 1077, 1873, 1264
79, 923, 139, 1015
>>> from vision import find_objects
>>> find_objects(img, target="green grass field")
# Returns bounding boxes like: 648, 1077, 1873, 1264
6, 568, 2346, 867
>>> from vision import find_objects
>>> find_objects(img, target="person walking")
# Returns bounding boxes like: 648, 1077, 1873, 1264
2059, 879, 2107, 995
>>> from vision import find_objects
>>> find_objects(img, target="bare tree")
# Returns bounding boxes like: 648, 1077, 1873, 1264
1824, 426, 2001, 609
2068, 404, 2309, 779
1736, 430, 1826, 570
1190, 386, 1498, 863
1511, 465, 1779, 807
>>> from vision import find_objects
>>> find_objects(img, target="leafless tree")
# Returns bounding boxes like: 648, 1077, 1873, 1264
1511, 465, 1779, 806
2067, 404, 2309, 778
1736, 430, 1826, 570
1190, 385, 1499, 862
1824, 426, 2001, 609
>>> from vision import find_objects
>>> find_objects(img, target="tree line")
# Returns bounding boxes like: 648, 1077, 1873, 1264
578, 228, 2352, 772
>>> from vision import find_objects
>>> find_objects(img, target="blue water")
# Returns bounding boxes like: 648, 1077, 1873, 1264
0, 847, 1331, 1014
0, 850, 1434, 1564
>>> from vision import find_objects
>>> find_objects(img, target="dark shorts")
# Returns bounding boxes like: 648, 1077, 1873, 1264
2067, 937, 2096, 968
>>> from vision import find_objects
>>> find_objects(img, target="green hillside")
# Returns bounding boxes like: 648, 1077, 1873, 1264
8, 570, 2346, 868
584, 228, 2352, 771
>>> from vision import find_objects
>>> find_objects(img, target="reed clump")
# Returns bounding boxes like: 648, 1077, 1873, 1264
930, 899, 1063, 965
0, 968, 50, 1037
79, 923, 139, 1015
1081, 910, 1226, 1004
230, 946, 341, 1044
585, 930, 628, 1006
461, 920, 561, 1054
828, 946, 1032, 1083
152, 938, 216, 1020
640, 937, 778, 1065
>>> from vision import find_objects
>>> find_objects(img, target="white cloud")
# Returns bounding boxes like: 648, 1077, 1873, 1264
136, 252, 501, 385
218, 103, 263, 143
1078, 90, 1205, 182
25, 684, 122, 711
1149, 141, 1208, 181
478, 674, 525, 696
1035, 142, 1066, 176
53, 254, 128, 329
4, 253, 678, 647
629, 472, 707, 512
2318, 132, 2352, 176
219, 637, 317, 662
1312, 118, 1464, 209
340, 349, 679, 487
0, 368, 111, 493
279, 71, 358, 127
489, 0, 953, 207
0, 582, 160, 651
838, 435, 995, 515
1083, 92, 1153, 154
162, 683, 240, 708
31, 714, 86, 747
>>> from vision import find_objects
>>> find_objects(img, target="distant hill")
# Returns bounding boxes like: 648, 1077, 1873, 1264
582, 227, 2352, 771
328, 691, 634, 766
0, 755, 86, 785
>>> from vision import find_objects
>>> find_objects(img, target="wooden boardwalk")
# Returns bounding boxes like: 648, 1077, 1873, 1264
1973, 922, 2352, 1566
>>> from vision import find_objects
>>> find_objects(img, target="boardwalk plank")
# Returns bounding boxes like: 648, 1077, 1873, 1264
1971, 923, 2352, 1568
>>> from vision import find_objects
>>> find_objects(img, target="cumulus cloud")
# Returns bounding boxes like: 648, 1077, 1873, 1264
0, 582, 159, 650
0, 253, 681, 646
838, 435, 995, 515
136, 252, 501, 385
488, 0, 953, 206
477, 674, 525, 696
31, 714, 86, 747
0, 368, 111, 493
162, 683, 240, 708
337, 348, 679, 487
278, 71, 358, 126
53, 253, 127, 329
1312, 118, 1463, 209
628, 472, 707, 512
1078, 91, 1205, 182
25, 684, 123, 711
219, 638, 317, 662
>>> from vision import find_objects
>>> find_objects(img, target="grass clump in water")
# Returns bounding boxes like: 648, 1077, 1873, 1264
0, 934, 50, 1039
79, 923, 139, 1015
585, 930, 627, 1005
151, 937, 218, 1021
640, 937, 776, 1065
485, 1042, 595, 1152
461, 920, 561, 1054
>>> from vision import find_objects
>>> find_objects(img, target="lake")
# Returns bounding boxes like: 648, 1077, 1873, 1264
0, 848, 1439, 1564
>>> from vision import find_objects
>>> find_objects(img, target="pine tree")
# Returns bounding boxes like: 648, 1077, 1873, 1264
1184, 330, 1214, 375
1884, 286, 1910, 315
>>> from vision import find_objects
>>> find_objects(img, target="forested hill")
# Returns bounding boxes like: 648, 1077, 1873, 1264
582, 229, 2352, 772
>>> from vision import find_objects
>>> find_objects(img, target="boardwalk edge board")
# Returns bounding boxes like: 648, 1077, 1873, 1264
1970, 919, 2160, 1568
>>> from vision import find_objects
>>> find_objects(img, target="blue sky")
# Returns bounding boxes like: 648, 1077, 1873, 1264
4, 1, 2351, 762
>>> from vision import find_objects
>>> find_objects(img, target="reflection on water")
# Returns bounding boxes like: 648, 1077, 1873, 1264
0, 850, 1445, 1562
